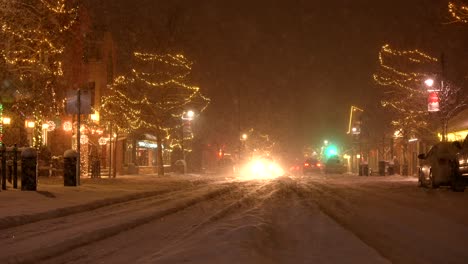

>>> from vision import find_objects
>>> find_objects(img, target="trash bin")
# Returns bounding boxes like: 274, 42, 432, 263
387, 165, 394, 175
63, 150, 78, 186
21, 148, 37, 191
401, 164, 408, 176
378, 161, 386, 176
173, 160, 186, 174
359, 164, 369, 176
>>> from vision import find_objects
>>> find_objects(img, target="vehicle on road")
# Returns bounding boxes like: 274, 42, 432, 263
417, 142, 465, 191
217, 156, 235, 175
302, 158, 322, 175
241, 155, 284, 180
324, 156, 346, 174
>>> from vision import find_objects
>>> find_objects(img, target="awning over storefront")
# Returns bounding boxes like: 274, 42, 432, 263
140, 133, 158, 141
136, 134, 163, 149
446, 108, 468, 141
448, 108, 468, 132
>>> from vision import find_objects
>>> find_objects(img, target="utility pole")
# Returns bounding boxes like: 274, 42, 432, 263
440, 53, 447, 142
238, 85, 241, 162
77, 88, 81, 186
109, 122, 112, 178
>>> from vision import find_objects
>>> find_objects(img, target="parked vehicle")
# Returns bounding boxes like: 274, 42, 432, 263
324, 156, 346, 174
417, 142, 465, 191
457, 135, 468, 177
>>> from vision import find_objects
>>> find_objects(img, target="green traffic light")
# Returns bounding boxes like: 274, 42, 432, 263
325, 145, 338, 158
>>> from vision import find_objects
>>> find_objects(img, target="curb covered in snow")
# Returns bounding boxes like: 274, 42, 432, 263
0, 188, 179, 231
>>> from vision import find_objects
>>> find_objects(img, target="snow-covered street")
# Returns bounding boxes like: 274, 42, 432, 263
1, 174, 468, 263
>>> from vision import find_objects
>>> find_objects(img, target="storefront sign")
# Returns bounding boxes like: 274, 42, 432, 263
138, 141, 158, 149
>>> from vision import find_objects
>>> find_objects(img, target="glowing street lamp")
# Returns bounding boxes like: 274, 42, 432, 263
2, 117, 11, 125
90, 111, 100, 122
25, 120, 35, 128
24, 120, 35, 146
424, 77, 441, 93
0, 116, 11, 144
186, 110, 194, 120
424, 78, 434, 88
241, 133, 248, 140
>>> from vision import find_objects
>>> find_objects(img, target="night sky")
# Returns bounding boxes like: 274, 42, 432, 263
90, 0, 468, 156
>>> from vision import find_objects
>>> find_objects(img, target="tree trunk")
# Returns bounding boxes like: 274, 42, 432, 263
403, 140, 408, 176
156, 127, 164, 176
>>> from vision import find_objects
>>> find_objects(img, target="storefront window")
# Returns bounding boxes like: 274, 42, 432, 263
136, 140, 157, 166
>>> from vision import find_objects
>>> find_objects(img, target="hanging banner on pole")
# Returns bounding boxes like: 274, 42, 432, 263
428, 92, 439, 112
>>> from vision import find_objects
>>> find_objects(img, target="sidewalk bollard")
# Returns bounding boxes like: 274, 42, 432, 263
7, 160, 12, 183
21, 147, 37, 191
1, 144, 5, 190
13, 144, 18, 189
64, 149, 78, 186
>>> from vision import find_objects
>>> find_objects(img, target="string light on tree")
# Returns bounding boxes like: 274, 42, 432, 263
1, 0, 79, 148
448, 1, 468, 23
100, 51, 210, 176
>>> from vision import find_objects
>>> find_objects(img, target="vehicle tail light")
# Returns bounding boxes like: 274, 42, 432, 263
304, 163, 310, 167
317, 163, 321, 167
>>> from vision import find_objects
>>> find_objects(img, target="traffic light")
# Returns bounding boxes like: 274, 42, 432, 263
325, 145, 338, 159
218, 149, 224, 159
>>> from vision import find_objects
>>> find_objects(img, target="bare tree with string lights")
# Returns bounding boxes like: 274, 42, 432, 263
0, 0, 78, 147
374, 44, 467, 142
100, 52, 210, 176
448, 1, 468, 23
373, 44, 468, 174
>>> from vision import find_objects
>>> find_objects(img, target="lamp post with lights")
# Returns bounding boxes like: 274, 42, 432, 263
181, 110, 195, 173
240, 133, 248, 161
0, 116, 11, 144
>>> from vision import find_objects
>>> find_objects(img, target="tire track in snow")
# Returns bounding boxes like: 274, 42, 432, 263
0, 178, 215, 231
142, 179, 280, 262
299, 179, 468, 264
1, 183, 237, 264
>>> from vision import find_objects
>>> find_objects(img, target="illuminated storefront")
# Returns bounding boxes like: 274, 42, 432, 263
136, 140, 158, 166
122, 134, 172, 174
444, 109, 468, 142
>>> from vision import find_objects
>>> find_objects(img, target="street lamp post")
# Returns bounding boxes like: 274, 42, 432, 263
25, 120, 35, 147
181, 110, 195, 173
240, 133, 247, 161
1, 116, 11, 144
424, 76, 445, 139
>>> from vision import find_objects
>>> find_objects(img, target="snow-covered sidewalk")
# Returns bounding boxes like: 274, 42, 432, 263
0, 174, 208, 229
